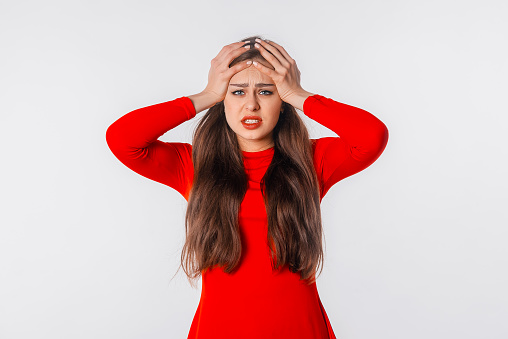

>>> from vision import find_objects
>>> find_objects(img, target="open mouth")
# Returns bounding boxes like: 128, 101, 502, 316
243, 119, 261, 124
241, 117, 262, 129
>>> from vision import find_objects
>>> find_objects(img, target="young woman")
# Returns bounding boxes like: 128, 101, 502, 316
106, 36, 389, 339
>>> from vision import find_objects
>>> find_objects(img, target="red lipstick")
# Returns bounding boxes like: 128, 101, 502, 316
241, 115, 262, 130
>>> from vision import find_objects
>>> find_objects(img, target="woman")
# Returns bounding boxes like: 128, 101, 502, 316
106, 35, 389, 339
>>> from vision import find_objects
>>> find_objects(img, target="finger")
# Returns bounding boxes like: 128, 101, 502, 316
239, 40, 252, 48
224, 60, 253, 78
217, 42, 250, 67
217, 41, 245, 57
214, 41, 249, 65
255, 39, 290, 69
262, 40, 296, 65
252, 60, 277, 80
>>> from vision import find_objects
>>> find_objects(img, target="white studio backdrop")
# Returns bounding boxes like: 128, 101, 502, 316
1, 0, 507, 338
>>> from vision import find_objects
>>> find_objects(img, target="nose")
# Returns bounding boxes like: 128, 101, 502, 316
245, 91, 260, 111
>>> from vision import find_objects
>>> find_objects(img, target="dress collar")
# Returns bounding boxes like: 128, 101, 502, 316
241, 146, 275, 159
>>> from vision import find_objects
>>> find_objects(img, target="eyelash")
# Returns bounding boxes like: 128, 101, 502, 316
231, 90, 273, 96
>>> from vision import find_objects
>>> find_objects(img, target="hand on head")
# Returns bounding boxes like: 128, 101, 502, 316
249, 39, 304, 103
203, 38, 305, 104
203, 41, 253, 103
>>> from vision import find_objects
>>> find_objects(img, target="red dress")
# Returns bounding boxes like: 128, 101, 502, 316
106, 94, 389, 339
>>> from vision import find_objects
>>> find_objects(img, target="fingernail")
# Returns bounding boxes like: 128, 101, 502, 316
247, 60, 252, 65
254, 43, 260, 48
255, 38, 261, 43
253, 61, 258, 66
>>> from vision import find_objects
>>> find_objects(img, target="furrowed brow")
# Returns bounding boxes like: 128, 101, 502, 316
229, 83, 275, 88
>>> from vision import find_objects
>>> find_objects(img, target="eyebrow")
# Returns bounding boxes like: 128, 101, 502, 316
229, 83, 275, 88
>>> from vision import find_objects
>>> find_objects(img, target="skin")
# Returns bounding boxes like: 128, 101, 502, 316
191, 39, 314, 152
224, 59, 283, 152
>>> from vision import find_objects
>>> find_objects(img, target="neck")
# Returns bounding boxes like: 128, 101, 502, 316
239, 141, 274, 152
238, 133, 275, 152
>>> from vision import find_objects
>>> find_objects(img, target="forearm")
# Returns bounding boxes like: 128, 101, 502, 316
187, 91, 221, 114
302, 94, 389, 157
106, 96, 195, 151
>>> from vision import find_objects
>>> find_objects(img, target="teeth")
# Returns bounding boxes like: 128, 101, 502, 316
244, 119, 260, 124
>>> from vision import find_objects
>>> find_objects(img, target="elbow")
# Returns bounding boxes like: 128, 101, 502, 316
353, 124, 389, 163
380, 123, 389, 149
371, 124, 389, 164
105, 124, 114, 149
374, 123, 389, 157
105, 122, 121, 153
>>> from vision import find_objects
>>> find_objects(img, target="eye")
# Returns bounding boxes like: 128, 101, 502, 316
231, 90, 273, 95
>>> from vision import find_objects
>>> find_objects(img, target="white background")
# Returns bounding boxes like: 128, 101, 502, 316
1, 0, 507, 338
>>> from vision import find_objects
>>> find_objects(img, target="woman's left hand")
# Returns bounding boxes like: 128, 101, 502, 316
252, 39, 305, 103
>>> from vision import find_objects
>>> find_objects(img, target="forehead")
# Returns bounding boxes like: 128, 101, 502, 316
229, 66, 273, 84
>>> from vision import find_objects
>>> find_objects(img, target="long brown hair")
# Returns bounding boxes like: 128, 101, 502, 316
179, 36, 325, 288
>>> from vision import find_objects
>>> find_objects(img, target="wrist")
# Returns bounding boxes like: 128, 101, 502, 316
201, 89, 222, 103
188, 91, 221, 114
284, 89, 315, 112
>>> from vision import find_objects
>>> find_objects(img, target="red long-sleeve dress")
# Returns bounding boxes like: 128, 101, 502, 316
106, 94, 389, 339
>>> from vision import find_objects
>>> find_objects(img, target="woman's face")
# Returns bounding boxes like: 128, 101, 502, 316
224, 60, 283, 152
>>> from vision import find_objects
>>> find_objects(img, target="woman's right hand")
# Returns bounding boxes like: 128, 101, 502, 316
203, 41, 252, 103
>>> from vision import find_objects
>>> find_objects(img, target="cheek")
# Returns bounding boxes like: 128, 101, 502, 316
268, 112, 281, 126
224, 115, 234, 129
224, 111, 240, 131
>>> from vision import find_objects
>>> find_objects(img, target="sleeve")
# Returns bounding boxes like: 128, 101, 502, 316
302, 94, 389, 199
105, 96, 196, 201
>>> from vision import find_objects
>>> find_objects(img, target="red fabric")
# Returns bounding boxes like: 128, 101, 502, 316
106, 94, 389, 339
